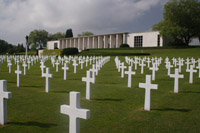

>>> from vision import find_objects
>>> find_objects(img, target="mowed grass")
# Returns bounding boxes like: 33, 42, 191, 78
0, 47, 200, 133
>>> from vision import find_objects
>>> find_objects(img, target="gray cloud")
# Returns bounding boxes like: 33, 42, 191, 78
0, 0, 169, 44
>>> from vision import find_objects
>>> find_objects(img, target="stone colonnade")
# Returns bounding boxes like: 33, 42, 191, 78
59, 33, 127, 51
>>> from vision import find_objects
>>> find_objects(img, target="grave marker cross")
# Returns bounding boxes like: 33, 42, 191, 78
149, 63, 158, 81
62, 63, 69, 80
139, 75, 158, 111
15, 65, 22, 87
42, 68, 53, 92
60, 91, 90, 133
73, 60, 78, 74
0, 80, 12, 125
125, 66, 136, 88
196, 62, 200, 78
186, 65, 197, 84
170, 69, 184, 93
82, 71, 95, 100
55, 60, 60, 72
120, 62, 127, 78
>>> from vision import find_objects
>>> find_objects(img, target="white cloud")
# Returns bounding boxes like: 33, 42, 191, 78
0, 0, 168, 44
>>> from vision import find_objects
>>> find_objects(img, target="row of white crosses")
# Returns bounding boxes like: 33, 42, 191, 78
116, 56, 199, 112
119, 56, 159, 111
82, 56, 110, 100
165, 57, 199, 93
2, 55, 43, 79
60, 56, 110, 133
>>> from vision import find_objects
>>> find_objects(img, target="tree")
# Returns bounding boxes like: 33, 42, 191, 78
29, 29, 49, 48
78, 31, 94, 37
31, 44, 37, 51
65, 29, 73, 38
0, 39, 9, 54
49, 32, 65, 40
0, 39, 16, 54
153, 0, 200, 46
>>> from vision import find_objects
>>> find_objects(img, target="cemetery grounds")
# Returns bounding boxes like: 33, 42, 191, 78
0, 47, 200, 133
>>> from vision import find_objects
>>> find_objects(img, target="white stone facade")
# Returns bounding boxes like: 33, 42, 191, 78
47, 40, 60, 50
127, 31, 163, 47
46, 31, 164, 51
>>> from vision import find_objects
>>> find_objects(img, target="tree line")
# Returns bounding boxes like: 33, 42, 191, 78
0, 39, 25, 54
153, 0, 200, 46
0, 29, 95, 54
28, 29, 94, 50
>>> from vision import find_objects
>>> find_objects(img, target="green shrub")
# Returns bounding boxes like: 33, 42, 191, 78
43, 49, 63, 56
120, 44, 130, 48
62, 48, 79, 55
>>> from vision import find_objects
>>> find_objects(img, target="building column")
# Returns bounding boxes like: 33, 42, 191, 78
83, 38, 85, 50
65, 39, 68, 48
93, 36, 98, 49
116, 34, 119, 48
98, 36, 103, 48
110, 35, 116, 48
123, 33, 127, 44
87, 37, 90, 49
64, 39, 67, 48
78, 38, 80, 50
104, 35, 108, 48
74, 38, 78, 48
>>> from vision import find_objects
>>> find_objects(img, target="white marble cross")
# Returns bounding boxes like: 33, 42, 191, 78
80, 60, 84, 69
27, 60, 31, 70
0, 80, 12, 125
170, 69, 184, 93
95, 64, 99, 75
60, 91, 90, 133
90, 64, 97, 81
73, 60, 78, 74
186, 65, 197, 84
85, 58, 89, 67
8, 62, 12, 73
172, 58, 177, 67
15, 65, 22, 87
40, 62, 46, 77
62, 63, 69, 80
117, 60, 121, 72
177, 60, 183, 72
125, 66, 136, 88
134, 59, 138, 70
149, 63, 158, 81
42, 68, 53, 93
120, 62, 127, 78
82, 71, 95, 100
167, 62, 173, 76
22, 61, 27, 75
55, 60, 60, 72
196, 62, 200, 78
146, 58, 151, 68
52, 59, 55, 68
139, 60, 146, 74
139, 75, 158, 111
185, 58, 191, 71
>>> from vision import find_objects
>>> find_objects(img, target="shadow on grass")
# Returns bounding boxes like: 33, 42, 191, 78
97, 82, 118, 85
93, 98, 124, 102
51, 90, 69, 93
8, 121, 57, 128
180, 91, 200, 94
152, 108, 191, 112
22, 86, 43, 88
8, 81, 16, 83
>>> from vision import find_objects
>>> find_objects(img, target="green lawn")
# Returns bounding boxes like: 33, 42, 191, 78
0, 47, 200, 133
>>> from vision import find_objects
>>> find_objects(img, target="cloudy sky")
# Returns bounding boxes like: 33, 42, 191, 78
0, 0, 169, 45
